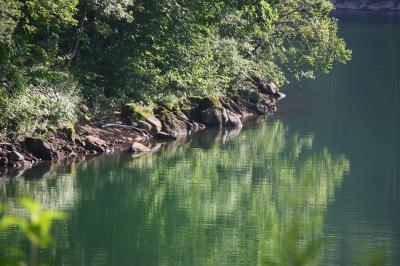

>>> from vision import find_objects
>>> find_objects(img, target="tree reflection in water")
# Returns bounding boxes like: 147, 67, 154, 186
1, 119, 350, 266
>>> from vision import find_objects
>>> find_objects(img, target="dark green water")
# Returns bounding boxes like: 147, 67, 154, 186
1, 16, 400, 265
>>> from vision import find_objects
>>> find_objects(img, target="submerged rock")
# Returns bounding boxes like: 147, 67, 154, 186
24, 137, 53, 160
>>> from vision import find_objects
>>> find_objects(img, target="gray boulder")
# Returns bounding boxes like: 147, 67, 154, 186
200, 107, 226, 127
159, 113, 187, 137
225, 110, 243, 128
199, 107, 242, 128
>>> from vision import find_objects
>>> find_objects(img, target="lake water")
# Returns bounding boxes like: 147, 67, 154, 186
1, 14, 400, 265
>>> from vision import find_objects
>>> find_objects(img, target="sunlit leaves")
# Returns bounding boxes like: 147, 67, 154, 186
23, 0, 79, 33
92, 0, 136, 21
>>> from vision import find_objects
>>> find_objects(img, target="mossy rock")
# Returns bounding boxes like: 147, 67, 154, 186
179, 102, 192, 113
157, 101, 179, 112
192, 96, 222, 111
188, 96, 203, 104
158, 109, 188, 136
122, 103, 162, 133
121, 103, 155, 121
155, 107, 173, 117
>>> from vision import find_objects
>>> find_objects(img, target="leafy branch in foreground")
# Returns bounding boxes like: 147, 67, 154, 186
0, 198, 65, 266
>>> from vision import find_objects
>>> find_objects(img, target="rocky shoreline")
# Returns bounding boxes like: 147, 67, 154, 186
0, 79, 284, 176
332, 0, 400, 12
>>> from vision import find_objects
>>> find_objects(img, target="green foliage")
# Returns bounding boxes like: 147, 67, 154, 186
0, 0, 351, 137
0, 72, 79, 139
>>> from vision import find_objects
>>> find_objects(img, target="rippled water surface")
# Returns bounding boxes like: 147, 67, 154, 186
1, 15, 400, 265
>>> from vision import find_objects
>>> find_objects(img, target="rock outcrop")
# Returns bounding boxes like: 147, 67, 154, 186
24, 137, 54, 160
0, 78, 284, 172
198, 107, 243, 128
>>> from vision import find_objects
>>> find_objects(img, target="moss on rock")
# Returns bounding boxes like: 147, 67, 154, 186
121, 103, 155, 120
192, 96, 222, 111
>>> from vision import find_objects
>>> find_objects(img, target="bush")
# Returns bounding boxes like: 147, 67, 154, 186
0, 73, 78, 138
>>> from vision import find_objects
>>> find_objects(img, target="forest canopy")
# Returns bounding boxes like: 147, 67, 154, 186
0, 0, 351, 137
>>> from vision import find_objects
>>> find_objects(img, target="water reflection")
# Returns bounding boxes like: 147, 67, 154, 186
0, 161, 79, 212
1, 119, 350, 265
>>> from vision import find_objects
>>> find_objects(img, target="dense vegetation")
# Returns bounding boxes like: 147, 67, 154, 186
0, 0, 351, 138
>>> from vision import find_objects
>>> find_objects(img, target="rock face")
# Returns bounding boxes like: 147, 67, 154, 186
137, 120, 153, 133
24, 137, 53, 160
158, 111, 188, 137
143, 117, 162, 134
199, 107, 243, 128
63, 126, 76, 142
